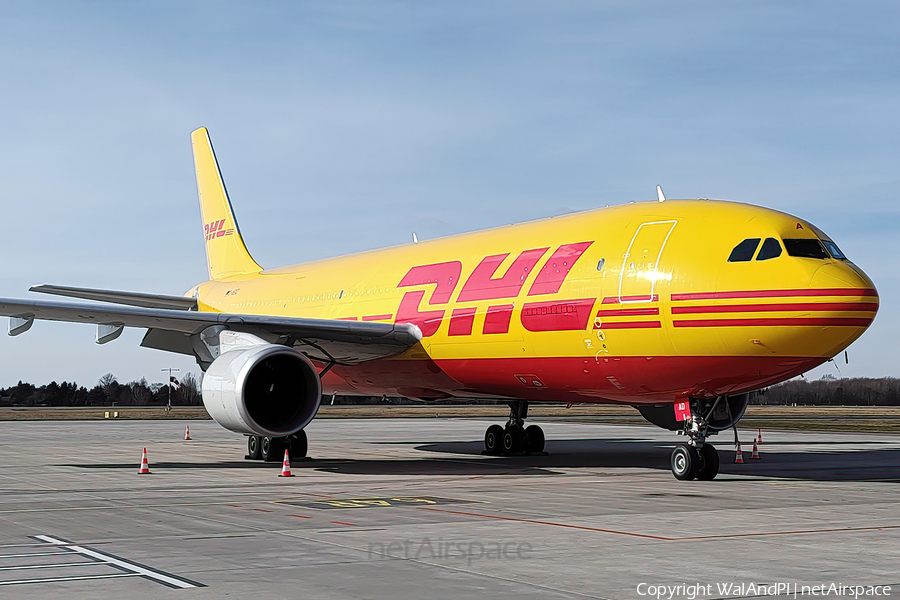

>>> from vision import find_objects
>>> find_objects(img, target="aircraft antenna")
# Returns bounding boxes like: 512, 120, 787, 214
412, 232, 419, 244
657, 185, 666, 202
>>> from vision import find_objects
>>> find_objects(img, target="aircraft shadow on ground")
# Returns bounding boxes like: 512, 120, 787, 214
61, 437, 900, 482
409, 438, 900, 482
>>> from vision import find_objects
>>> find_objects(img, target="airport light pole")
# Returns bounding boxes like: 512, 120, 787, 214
162, 368, 180, 412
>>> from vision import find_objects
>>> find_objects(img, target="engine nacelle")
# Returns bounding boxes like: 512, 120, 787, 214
201, 344, 322, 437
634, 394, 751, 432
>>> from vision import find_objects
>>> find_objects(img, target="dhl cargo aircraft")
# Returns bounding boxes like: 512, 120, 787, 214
0, 128, 878, 480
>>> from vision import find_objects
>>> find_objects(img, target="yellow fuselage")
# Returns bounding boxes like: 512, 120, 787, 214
194, 200, 877, 404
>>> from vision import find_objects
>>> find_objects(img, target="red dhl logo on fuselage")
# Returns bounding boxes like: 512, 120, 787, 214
376, 244, 878, 338
204, 219, 235, 241
394, 242, 595, 337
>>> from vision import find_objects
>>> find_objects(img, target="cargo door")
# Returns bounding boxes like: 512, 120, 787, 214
618, 220, 677, 302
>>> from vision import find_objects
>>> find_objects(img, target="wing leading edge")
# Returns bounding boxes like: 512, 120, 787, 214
29, 284, 198, 310
0, 297, 422, 367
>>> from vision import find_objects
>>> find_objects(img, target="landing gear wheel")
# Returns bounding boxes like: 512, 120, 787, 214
288, 431, 308, 460
261, 436, 284, 462
502, 425, 526, 454
671, 444, 700, 480
696, 444, 719, 481
484, 425, 504, 455
247, 435, 261, 460
525, 425, 545, 453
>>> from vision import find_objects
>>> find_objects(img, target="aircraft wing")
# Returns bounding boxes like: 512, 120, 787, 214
0, 297, 422, 365
29, 284, 199, 310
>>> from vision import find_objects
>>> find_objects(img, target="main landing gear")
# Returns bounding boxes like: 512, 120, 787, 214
670, 398, 721, 481
483, 401, 546, 455
246, 430, 308, 462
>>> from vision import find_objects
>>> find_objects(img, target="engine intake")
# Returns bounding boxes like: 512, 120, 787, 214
201, 344, 322, 436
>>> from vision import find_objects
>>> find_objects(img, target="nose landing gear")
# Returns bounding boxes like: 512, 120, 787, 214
483, 401, 546, 455
671, 442, 719, 480
671, 398, 722, 480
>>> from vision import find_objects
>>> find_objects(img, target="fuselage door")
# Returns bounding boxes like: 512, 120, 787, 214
618, 220, 677, 302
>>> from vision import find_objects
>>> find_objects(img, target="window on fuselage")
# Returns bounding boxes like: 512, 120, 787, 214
728, 238, 761, 262
783, 238, 829, 259
821, 240, 847, 260
756, 237, 782, 261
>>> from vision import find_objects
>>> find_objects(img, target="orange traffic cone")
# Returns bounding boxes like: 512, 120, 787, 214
138, 447, 151, 474
278, 449, 294, 477
757, 429, 762, 444
751, 440, 761, 459
184, 425, 192, 441
734, 442, 744, 464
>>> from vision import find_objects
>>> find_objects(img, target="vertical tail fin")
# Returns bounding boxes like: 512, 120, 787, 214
191, 127, 263, 280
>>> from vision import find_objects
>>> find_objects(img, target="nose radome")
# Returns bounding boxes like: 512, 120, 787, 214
811, 262, 877, 295
796, 262, 879, 360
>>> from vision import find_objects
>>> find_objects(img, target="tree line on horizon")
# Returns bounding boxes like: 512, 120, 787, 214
751, 375, 900, 406
0, 373, 202, 407
1, 373, 898, 407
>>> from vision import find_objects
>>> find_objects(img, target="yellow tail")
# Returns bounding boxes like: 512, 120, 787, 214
191, 127, 262, 281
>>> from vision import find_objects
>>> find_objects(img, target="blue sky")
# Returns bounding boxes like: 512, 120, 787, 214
0, 2, 897, 387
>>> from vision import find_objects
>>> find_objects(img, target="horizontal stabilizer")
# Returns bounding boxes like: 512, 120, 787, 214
30, 284, 197, 311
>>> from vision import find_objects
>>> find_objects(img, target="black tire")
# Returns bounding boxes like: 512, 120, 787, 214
247, 435, 261, 460
671, 444, 700, 480
484, 425, 504, 454
261, 436, 284, 462
696, 444, 719, 481
289, 431, 308, 460
502, 425, 526, 454
525, 425, 545, 453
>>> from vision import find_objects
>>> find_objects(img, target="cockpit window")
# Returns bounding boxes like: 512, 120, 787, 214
756, 237, 782, 261
728, 238, 761, 262
783, 238, 829, 259
821, 240, 846, 260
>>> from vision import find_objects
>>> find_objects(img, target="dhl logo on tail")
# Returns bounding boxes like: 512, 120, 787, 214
204, 219, 235, 242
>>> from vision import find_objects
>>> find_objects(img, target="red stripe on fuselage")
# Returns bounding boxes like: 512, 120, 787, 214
602, 295, 659, 304
598, 307, 660, 317
671, 288, 878, 301
596, 321, 661, 329
673, 317, 874, 328
671, 302, 878, 314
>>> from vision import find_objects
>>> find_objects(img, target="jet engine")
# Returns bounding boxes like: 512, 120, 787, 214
634, 394, 751, 432
201, 343, 322, 437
